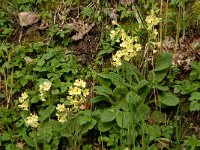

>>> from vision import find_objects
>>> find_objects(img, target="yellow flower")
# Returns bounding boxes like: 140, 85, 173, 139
124, 55, 131, 61
19, 97, 25, 103
74, 79, 86, 88
113, 58, 122, 66
67, 95, 73, 101
21, 92, 28, 100
18, 101, 28, 111
69, 86, 82, 95
68, 86, 74, 95
110, 30, 117, 40
56, 104, 66, 112
71, 99, 79, 109
39, 93, 46, 101
39, 81, 52, 92
145, 15, 153, 24
134, 43, 141, 51
145, 10, 161, 30
24, 57, 33, 64
83, 89, 89, 97
115, 50, 123, 58
111, 20, 118, 25
129, 51, 137, 57
25, 114, 39, 128
153, 49, 157, 54
58, 113, 67, 123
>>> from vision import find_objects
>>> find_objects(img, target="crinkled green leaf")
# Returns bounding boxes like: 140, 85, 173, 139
189, 92, 200, 101
190, 101, 200, 111
159, 92, 180, 106
126, 91, 141, 104
109, 72, 126, 87
94, 86, 113, 95
116, 111, 132, 129
155, 52, 172, 71
40, 105, 56, 122
97, 121, 113, 132
101, 109, 118, 122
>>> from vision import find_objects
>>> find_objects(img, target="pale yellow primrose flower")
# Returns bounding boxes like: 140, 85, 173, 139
57, 113, 67, 123
18, 101, 28, 111
21, 92, 28, 100
56, 104, 66, 112
83, 89, 89, 97
134, 43, 142, 51
18, 92, 29, 110
19, 97, 25, 103
71, 99, 79, 109
145, 10, 161, 30
39, 81, 52, 92
24, 56, 33, 64
74, 79, 86, 88
68, 86, 82, 95
110, 30, 117, 40
25, 114, 39, 128
39, 93, 46, 101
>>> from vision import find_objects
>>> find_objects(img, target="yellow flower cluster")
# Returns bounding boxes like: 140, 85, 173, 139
67, 79, 89, 110
56, 104, 68, 123
39, 81, 52, 101
55, 79, 89, 123
145, 9, 161, 31
18, 92, 29, 111
145, 9, 161, 54
25, 113, 39, 128
110, 28, 141, 67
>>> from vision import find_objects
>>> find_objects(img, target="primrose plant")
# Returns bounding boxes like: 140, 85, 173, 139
110, 21, 141, 67
56, 79, 89, 123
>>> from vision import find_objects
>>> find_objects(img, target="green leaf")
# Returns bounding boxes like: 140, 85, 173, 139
155, 52, 172, 71
122, 60, 142, 81
101, 109, 118, 122
40, 105, 56, 122
113, 86, 128, 100
146, 124, 161, 140
159, 92, 180, 106
148, 69, 168, 83
98, 44, 114, 55
37, 58, 45, 66
94, 86, 113, 95
97, 121, 113, 132
116, 111, 132, 128
156, 85, 169, 91
81, 119, 97, 134
189, 92, 200, 101
22, 131, 36, 147
37, 121, 53, 143
134, 79, 149, 90
81, 7, 93, 17
109, 72, 126, 87
5, 144, 19, 150
186, 135, 200, 147
43, 144, 51, 150
126, 91, 141, 104
190, 101, 200, 111
90, 96, 108, 103
79, 116, 92, 125
151, 110, 166, 123
51, 89, 60, 95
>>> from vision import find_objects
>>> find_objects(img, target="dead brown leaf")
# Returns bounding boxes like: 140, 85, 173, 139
69, 19, 95, 41
18, 12, 39, 27
162, 36, 175, 51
